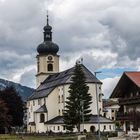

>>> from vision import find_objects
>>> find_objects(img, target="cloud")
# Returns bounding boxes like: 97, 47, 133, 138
0, 0, 139, 96
101, 76, 120, 98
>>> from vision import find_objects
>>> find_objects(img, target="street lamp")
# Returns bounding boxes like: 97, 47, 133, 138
95, 71, 102, 140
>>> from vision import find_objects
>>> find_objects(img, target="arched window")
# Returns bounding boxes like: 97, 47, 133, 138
48, 64, 53, 71
58, 95, 60, 103
62, 95, 64, 103
40, 114, 45, 123
59, 109, 60, 116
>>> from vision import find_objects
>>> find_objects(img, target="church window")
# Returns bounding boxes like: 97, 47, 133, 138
37, 58, 39, 72
40, 114, 45, 122
33, 100, 35, 106
99, 93, 103, 102
63, 126, 66, 130
99, 108, 101, 115
103, 113, 106, 117
31, 105, 33, 112
58, 95, 60, 103
62, 95, 64, 103
109, 125, 111, 130
48, 64, 53, 71
38, 99, 41, 105
104, 125, 106, 130
59, 109, 60, 116
62, 109, 64, 115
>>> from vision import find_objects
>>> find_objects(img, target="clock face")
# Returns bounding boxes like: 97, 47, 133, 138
48, 56, 53, 61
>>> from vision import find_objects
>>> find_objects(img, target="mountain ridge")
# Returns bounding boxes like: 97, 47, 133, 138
0, 78, 34, 101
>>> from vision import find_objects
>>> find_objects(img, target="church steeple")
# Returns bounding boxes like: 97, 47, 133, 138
43, 13, 52, 41
36, 14, 60, 87
37, 14, 59, 55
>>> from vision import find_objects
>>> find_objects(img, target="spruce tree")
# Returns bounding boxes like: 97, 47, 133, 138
64, 64, 92, 132
0, 86, 24, 127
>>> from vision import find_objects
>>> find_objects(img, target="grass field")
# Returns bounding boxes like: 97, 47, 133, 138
0, 134, 107, 140
0, 134, 77, 140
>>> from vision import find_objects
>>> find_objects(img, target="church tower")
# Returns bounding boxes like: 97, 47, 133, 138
36, 15, 59, 87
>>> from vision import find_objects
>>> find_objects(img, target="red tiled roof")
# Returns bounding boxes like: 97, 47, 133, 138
125, 72, 140, 88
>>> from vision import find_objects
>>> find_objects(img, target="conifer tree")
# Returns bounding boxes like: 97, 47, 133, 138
0, 86, 24, 127
64, 64, 92, 132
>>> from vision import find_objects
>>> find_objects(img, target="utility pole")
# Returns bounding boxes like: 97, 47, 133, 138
95, 71, 102, 140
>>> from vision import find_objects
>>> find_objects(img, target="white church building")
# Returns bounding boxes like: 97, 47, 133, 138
27, 15, 114, 133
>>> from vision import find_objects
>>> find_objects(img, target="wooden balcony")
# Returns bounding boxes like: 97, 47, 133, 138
119, 96, 140, 105
116, 112, 130, 121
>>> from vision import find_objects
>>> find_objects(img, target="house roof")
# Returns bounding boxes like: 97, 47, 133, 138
125, 72, 140, 88
103, 99, 118, 107
45, 115, 114, 125
28, 64, 102, 100
35, 104, 48, 113
110, 71, 140, 98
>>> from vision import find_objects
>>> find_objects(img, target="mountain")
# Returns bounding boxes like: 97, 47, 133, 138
0, 78, 34, 101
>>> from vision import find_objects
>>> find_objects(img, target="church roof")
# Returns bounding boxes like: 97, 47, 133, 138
45, 115, 114, 124
28, 64, 102, 100
35, 104, 48, 113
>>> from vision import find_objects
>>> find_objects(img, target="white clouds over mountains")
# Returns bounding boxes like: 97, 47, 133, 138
0, 0, 139, 98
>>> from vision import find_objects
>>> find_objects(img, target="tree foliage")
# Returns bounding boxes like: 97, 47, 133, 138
64, 64, 92, 132
0, 99, 11, 133
0, 86, 24, 128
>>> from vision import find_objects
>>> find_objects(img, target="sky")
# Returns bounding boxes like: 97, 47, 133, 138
0, 0, 140, 98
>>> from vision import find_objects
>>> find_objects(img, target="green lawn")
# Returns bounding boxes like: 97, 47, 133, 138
0, 134, 107, 140
0, 135, 77, 140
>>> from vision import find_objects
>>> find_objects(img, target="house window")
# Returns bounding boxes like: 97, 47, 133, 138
40, 114, 45, 123
48, 64, 53, 71
112, 110, 114, 113
63, 126, 66, 130
58, 126, 60, 130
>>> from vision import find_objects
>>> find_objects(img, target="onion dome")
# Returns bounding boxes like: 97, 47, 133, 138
37, 13, 59, 55
43, 24, 52, 31
37, 41, 59, 54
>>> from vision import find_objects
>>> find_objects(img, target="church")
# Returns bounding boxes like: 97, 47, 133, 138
27, 15, 114, 133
